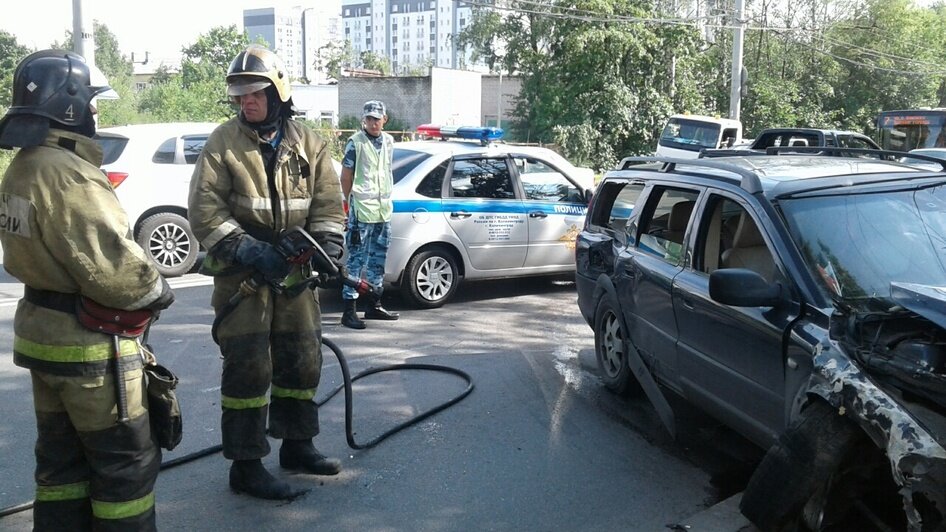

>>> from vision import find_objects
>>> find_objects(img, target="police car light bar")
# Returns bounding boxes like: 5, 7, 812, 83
417, 124, 504, 144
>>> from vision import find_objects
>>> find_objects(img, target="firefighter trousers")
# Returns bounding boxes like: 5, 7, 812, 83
30, 368, 160, 532
213, 276, 324, 460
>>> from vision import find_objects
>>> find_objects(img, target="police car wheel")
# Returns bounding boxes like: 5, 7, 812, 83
136, 212, 199, 278
404, 248, 459, 309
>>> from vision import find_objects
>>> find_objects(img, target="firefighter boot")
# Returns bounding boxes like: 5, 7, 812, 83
280, 439, 342, 476
364, 302, 399, 320
341, 299, 366, 329
229, 459, 308, 500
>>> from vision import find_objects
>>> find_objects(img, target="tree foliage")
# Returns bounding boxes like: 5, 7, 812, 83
137, 25, 250, 123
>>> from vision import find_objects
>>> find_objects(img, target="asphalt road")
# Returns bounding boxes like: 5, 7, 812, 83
0, 270, 757, 531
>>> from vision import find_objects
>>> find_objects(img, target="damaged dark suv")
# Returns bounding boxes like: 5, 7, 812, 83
576, 152, 946, 530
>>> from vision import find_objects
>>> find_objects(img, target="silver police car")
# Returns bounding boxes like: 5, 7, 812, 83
386, 125, 594, 308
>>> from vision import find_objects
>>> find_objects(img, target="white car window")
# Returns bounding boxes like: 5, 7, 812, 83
450, 158, 515, 199
514, 156, 582, 203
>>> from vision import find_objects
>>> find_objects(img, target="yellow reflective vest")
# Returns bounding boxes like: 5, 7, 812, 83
349, 130, 394, 223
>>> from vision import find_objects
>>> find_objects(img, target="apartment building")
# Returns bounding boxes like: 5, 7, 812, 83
243, 2, 342, 84
342, 0, 481, 74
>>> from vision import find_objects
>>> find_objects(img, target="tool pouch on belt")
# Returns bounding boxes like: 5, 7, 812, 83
143, 361, 183, 451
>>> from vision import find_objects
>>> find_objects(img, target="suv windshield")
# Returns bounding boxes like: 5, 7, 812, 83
780, 184, 946, 309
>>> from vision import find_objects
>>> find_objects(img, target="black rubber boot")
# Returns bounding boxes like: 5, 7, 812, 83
364, 303, 399, 320
229, 459, 308, 500
280, 439, 342, 476
341, 299, 366, 329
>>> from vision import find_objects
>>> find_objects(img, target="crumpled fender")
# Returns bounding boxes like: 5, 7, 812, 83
805, 337, 946, 529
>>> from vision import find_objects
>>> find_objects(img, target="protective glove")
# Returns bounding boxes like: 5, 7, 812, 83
145, 276, 176, 311
313, 231, 345, 266
233, 234, 291, 282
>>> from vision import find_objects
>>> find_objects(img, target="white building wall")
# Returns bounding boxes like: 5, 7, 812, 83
430, 67, 481, 125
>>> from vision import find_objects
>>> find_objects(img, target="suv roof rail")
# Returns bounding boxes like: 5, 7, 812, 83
617, 155, 763, 194
702, 146, 946, 171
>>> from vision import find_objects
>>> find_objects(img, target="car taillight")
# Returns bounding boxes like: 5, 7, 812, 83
106, 171, 129, 188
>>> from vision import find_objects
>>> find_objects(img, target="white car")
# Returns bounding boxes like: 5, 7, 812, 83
384, 126, 595, 308
96, 122, 219, 277
96, 122, 344, 277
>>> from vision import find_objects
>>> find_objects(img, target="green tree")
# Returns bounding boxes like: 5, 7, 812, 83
360, 51, 392, 75
460, 0, 705, 169
317, 40, 356, 79
0, 30, 32, 109
137, 25, 250, 123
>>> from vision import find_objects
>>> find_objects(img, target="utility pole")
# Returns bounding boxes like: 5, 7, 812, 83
72, 0, 95, 65
729, 0, 745, 122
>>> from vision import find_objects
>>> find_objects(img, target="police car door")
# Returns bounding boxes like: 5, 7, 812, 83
511, 155, 588, 268
444, 155, 527, 271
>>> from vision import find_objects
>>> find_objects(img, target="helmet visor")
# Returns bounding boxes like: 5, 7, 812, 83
88, 63, 119, 100
227, 77, 272, 97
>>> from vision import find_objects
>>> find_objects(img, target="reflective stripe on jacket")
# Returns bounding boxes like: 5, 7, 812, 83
188, 118, 345, 254
0, 130, 165, 373
350, 130, 393, 223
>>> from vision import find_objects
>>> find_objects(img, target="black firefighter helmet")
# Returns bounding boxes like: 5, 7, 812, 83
0, 49, 118, 149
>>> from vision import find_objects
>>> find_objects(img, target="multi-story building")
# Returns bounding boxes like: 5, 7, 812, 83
243, 2, 342, 85
342, 0, 481, 74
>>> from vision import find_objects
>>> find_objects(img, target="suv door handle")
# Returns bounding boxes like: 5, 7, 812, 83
529, 211, 548, 218
450, 211, 472, 219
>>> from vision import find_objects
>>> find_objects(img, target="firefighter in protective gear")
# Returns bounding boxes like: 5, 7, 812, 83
188, 45, 346, 501
0, 50, 174, 531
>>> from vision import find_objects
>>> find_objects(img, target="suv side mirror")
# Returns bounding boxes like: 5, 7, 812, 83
709, 268, 784, 307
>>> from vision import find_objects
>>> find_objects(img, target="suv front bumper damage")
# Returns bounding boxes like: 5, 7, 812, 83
807, 340, 946, 530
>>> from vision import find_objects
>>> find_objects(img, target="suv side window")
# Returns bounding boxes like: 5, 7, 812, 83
514, 156, 582, 203
449, 158, 515, 199
588, 181, 645, 235
637, 187, 700, 264
695, 194, 779, 281
182, 135, 208, 164
152, 137, 177, 164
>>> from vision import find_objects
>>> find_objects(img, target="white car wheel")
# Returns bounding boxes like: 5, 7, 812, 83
404, 248, 459, 308
136, 212, 199, 277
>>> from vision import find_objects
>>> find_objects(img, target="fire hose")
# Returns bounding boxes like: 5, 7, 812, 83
0, 228, 474, 519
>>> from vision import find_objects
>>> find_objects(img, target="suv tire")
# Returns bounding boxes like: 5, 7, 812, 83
593, 294, 638, 395
740, 400, 908, 530
137, 212, 199, 278
403, 247, 459, 309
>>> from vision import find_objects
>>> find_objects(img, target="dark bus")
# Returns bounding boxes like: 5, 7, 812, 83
876, 109, 946, 151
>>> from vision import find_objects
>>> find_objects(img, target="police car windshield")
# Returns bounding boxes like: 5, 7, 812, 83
780, 183, 946, 309
392, 149, 432, 184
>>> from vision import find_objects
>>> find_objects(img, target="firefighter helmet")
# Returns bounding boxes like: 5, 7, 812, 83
0, 49, 118, 148
226, 45, 291, 103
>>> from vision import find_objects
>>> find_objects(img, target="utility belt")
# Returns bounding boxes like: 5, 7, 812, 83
23, 286, 182, 450
24, 286, 153, 337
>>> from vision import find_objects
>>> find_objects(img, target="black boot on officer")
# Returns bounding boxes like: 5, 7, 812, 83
230, 459, 308, 500
341, 298, 365, 329
364, 301, 399, 320
280, 439, 342, 475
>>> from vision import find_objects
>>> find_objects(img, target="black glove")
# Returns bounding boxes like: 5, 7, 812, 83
233, 234, 291, 282
313, 231, 345, 265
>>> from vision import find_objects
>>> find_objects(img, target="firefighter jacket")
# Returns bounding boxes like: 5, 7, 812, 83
188, 117, 345, 260
0, 129, 167, 376
349, 130, 394, 223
